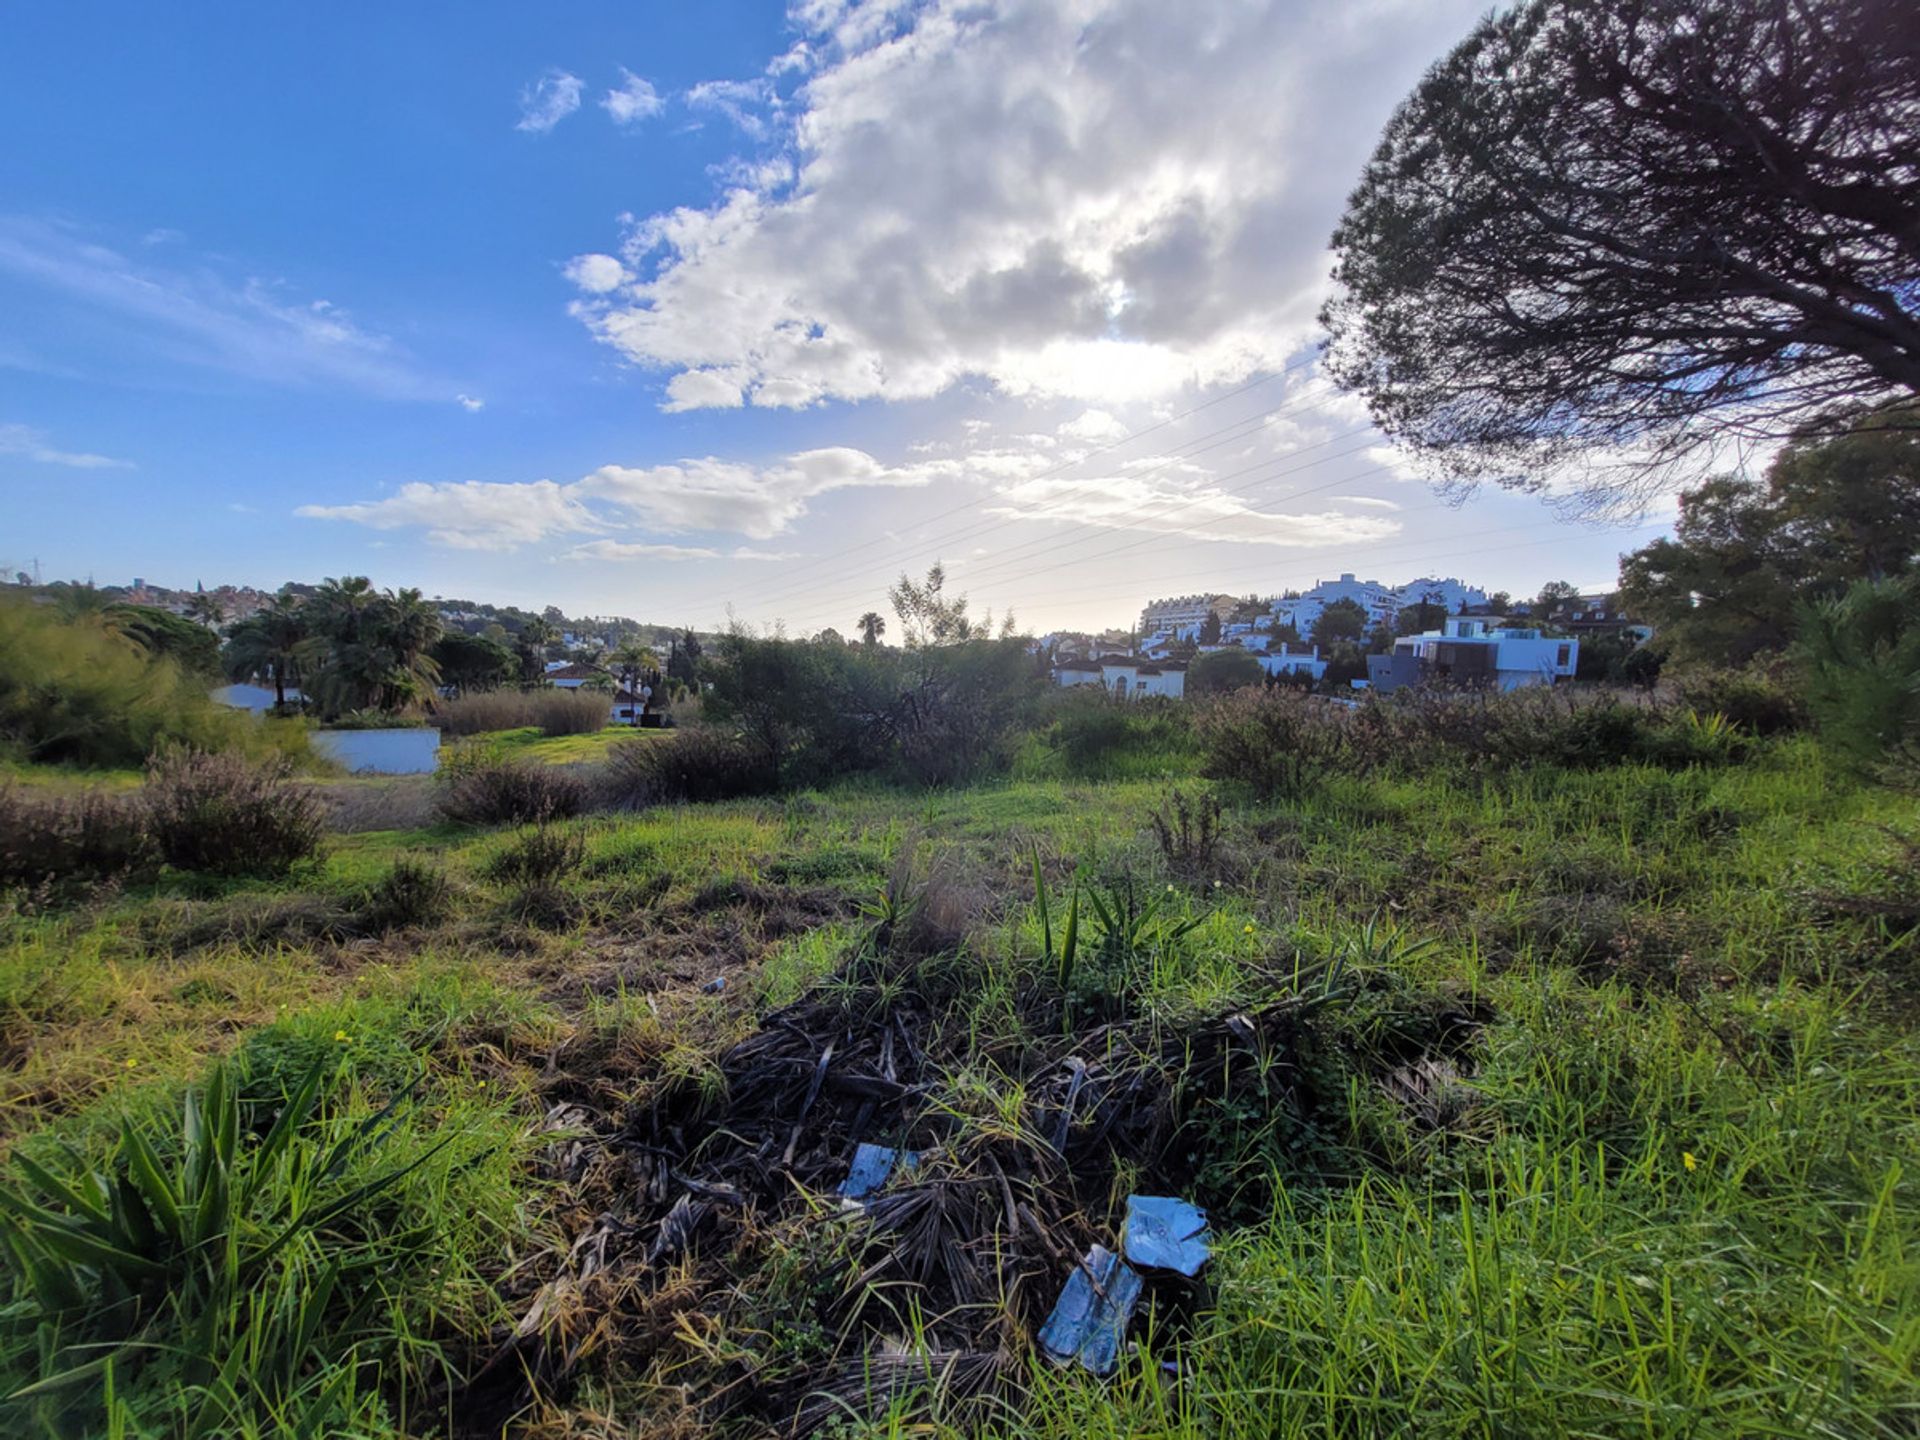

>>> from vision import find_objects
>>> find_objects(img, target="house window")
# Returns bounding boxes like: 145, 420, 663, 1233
1556, 644, 1571, 667
1113, 675, 1129, 698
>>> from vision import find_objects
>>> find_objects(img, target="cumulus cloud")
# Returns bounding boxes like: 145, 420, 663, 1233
455, 393, 485, 412
0, 421, 132, 470
602, 68, 664, 124
299, 445, 940, 551
567, 0, 1484, 411
987, 472, 1401, 549
562, 253, 629, 295
517, 69, 584, 133
296, 479, 600, 551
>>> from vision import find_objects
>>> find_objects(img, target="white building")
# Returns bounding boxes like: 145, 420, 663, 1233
1138, 593, 1236, 636
1255, 646, 1329, 683
1055, 655, 1186, 700
1368, 618, 1578, 692
1390, 577, 1488, 614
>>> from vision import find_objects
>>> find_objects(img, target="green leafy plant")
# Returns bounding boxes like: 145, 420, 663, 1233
0, 1058, 453, 1433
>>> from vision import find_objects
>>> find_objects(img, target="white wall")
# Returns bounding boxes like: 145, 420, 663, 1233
311, 728, 442, 775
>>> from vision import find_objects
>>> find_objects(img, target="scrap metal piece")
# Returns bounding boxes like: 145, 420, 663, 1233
1121, 1195, 1210, 1277
1037, 1244, 1142, 1376
837, 1142, 919, 1200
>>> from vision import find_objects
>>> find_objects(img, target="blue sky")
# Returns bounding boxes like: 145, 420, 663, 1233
1, 0, 1675, 633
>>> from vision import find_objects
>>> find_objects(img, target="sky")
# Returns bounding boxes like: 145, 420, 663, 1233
0, 0, 1680, 635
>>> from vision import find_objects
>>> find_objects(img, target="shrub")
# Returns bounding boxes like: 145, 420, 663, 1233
1668, 663, 1806, 736
358, 855, 454, 932
0, 784, 155, 895
1794, 573, 1920, 774
433, 688, 611, 738
144, 750, 326, 877
433, 689, 539, 736
533, 689, 611, 737
435, 752, 588, 825
1195, 688, 1351, 799
602, 729, 778, 807
1041, 689, 1197, 779
0, 597, 271, 769
485, 826, 587, 886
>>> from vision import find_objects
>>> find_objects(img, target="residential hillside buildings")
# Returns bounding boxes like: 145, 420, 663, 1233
1368, 618, 1579, 692
1138, 593, 1237, 636
1138, 575, 1490, 649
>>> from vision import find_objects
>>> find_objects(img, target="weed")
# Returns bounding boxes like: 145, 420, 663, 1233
437, 752, 588, 826
486, 826, 589, 887
144, 749, 326, 877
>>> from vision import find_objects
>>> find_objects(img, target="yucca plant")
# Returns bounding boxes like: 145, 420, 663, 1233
0, 1057, 450, 1430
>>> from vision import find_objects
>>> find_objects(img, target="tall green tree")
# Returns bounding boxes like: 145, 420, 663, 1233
1620, 406, 1920, 664
1312, 598, 1369, 646
1323, 0, 1919, 509
857, 611, 886, 648
221, 594, 309, 706
1794, 573, 1920, 773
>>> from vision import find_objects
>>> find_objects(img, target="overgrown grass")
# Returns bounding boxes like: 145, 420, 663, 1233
0, 736, 1915, 1436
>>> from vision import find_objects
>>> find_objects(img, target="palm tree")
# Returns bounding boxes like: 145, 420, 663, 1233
185, 591, 226, 628
516, 617, 559, 684
370, 587, 443, 710
858, 611, 886, 647
223, 593, 309, 708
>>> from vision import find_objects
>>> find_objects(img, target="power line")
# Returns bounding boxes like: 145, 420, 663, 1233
671, 355, 1330, 619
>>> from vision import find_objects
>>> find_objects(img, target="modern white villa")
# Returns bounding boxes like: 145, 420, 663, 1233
1367, 618, 1578, 692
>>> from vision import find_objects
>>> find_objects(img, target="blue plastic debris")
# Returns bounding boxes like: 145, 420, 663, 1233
1037, 1245, 1142, 1375
1122, 1195, 1210, 1277
837, 1143, 918, 1200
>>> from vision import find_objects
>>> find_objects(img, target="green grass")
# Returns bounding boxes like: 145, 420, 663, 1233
1, 736, 1916, 1436
449, 724, 659, 765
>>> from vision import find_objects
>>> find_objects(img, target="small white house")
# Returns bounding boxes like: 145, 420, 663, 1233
1370, 619, 1578, 692
1055, 655, 1186, 700
1255, 647, 1328, 682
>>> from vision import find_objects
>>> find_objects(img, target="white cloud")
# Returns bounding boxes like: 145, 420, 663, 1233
562, 253, 630, 295
517, 69, 584, 133
684, 78, 778, 138
455, 393, 486, 412
1059, 408, 1129, 442
300, 444, 939, 550
0, 421, 132, 470
1336, 494, 1401, 511
0, 217, 444, 399
602, 68, 665, 124
565, 540, 796, 562
568, 0, 1484, 411
987, 472, 1401, 549
296, 479, 600, 551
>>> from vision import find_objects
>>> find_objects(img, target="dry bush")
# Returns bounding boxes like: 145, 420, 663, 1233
437, 754, 589, 826
435, 689, 612, 738
144, 750, 326, 878
601, 729, 777, 808
358, 855, 455, 933
1194, 688, 1352, 800
434, 691, 540, 736
0, 784, 155, 895
533, 690, 612, 737
486, 827, 588, 887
